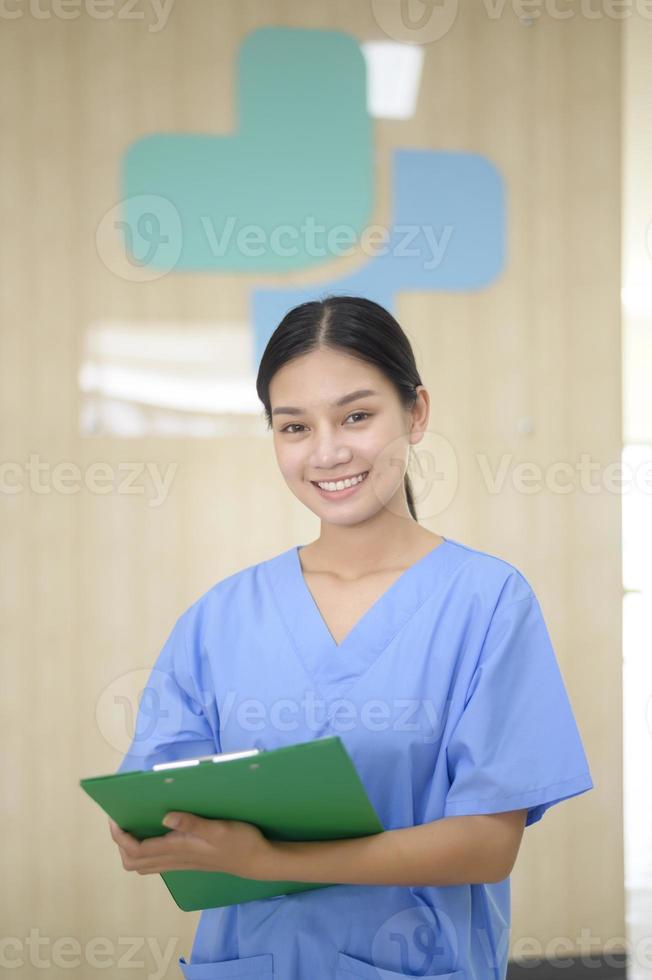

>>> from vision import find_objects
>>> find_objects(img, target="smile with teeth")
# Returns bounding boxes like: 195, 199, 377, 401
313, 471, 369, 492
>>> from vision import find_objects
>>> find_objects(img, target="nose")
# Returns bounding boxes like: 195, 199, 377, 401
307, 427, 352, 470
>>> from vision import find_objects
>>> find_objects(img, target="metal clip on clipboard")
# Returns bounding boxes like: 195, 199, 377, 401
152, 748, 261, 771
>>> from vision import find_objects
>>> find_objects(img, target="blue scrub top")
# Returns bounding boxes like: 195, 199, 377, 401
117, 536, 594, 980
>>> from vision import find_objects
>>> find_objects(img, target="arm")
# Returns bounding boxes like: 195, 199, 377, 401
108, 808, 528, 886
261, 808, 529, 887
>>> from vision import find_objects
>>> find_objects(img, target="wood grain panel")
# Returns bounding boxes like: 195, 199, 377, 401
0, 1, 622, 974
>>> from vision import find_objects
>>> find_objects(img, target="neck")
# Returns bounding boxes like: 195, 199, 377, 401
304, 513, 441, 579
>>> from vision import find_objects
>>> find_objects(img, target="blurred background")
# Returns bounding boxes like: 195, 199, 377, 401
2, 0, 649, 977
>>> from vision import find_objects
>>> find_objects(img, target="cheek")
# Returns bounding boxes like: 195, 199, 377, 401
367, 432, 410, 484
275, 441, 307, 483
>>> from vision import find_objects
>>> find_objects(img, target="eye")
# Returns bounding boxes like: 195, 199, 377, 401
280, 412, 371, 434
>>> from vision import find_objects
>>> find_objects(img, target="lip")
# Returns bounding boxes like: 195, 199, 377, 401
310, 470, 369, 501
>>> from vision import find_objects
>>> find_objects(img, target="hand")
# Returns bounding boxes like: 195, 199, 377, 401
108, 812, 276, 880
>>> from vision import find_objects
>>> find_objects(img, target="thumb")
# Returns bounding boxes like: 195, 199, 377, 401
162, 812, 222, 839
162, 812, 200, 832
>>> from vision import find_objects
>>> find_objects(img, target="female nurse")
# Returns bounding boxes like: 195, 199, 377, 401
110, 295, 594, 980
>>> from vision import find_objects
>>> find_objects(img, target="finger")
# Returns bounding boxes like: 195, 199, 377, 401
112, 822, 185, 862
132, 831, 185, 858
109, 819, 136, 846
110, 823, 143, 857
109, 817, 151, 846
121, 827, 200, 863
123, 852, 197, 874
133, 862, 194, 874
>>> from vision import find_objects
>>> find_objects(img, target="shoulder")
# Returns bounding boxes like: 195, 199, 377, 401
174, 545, 292, 634
443, 536, 536, 608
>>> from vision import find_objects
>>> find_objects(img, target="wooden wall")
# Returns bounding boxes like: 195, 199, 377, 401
0, 1, 622, 975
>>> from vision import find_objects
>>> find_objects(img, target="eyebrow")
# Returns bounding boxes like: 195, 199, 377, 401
271, 388, 379, 417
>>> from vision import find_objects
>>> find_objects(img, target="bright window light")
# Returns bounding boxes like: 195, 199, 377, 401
79, 319, 264, 438
622, 283, 652, 317
361, 41, 424, 120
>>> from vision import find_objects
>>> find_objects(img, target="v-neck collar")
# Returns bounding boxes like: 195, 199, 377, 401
266, 537, 452, 701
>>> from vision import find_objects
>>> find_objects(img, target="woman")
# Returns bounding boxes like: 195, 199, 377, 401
110, 295, 594, 980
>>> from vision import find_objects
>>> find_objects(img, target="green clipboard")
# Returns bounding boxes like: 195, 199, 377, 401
80, 735, 384, 911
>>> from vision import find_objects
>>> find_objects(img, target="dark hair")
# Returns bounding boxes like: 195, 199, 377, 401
255, 294, 423, 521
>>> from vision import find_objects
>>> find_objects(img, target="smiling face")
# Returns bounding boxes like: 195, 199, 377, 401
269, 346, 428, 526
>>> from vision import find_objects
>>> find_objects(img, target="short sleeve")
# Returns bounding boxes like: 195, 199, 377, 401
115, 611, 217, 774
443, 588, 594, 827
